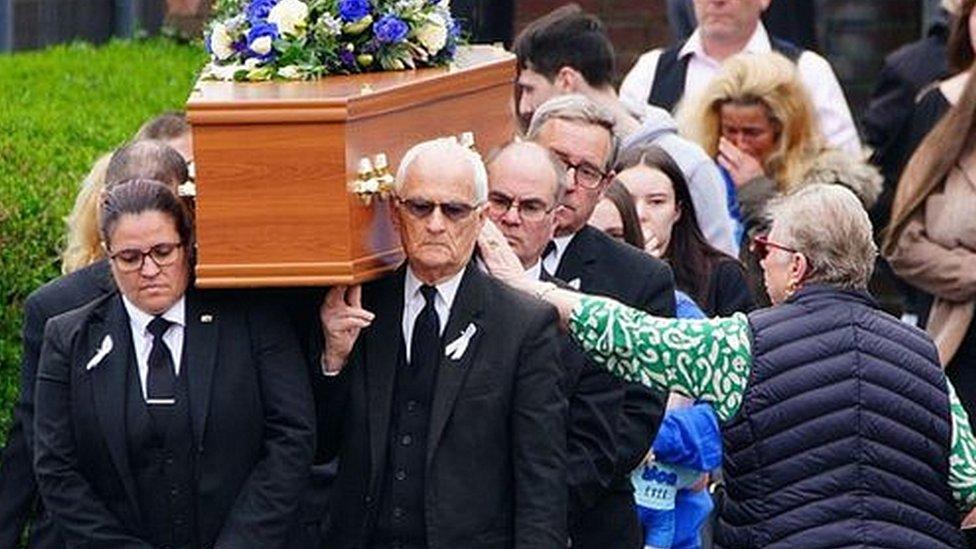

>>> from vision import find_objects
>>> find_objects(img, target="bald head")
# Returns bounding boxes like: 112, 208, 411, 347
485, 140, 565, 268
487, 140, 566, 205
105, 140, 188, 191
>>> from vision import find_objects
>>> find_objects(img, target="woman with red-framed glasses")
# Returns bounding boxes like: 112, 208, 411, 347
481, 183, 976, 547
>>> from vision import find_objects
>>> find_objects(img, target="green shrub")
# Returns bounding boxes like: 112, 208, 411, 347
0, 39, 205, 445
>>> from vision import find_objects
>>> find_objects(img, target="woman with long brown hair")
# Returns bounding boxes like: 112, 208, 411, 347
884, 63, 976, 447
614, 145, 753, 316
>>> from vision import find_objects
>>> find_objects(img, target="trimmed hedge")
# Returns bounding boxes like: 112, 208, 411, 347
0, 39, 205, 445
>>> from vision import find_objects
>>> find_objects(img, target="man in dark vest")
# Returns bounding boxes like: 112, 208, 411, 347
317, 138, 567, 548
619, 0, 860, 154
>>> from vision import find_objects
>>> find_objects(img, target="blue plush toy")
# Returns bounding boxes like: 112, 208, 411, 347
631, 403, 722, 549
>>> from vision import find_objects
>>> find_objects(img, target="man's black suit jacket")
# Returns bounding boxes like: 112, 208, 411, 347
555, 226, 674, 546
0, 259, 114, 549
33, 289, 315, 547
317, 264, 567, 548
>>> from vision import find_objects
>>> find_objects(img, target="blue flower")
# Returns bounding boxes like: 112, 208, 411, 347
340, 49, 356, 67
246, 0, 278, 22
247, 21, 279, 61
448, 16, 460, 38
373, 15, 408, 44
338, 0, 371, 22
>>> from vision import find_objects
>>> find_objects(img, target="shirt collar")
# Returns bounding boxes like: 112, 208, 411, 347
122, 295, 186, 336
404, 264, 466, 311
524, 260, 542, 281
679, 22, 771, 60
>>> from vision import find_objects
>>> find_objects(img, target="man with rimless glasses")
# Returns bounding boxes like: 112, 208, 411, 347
523, 94, 675, 549
317, 138, 567, 548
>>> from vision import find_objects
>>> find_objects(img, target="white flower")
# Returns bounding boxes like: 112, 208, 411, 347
209, 22, 235, 61
319, 13, 341, 36
268, 0, 309, 37
416, 13, 448, 55
243, 57, 262, 70
278, 65, 302, 79
204, 62, 245, 80
250, 35, 273, 55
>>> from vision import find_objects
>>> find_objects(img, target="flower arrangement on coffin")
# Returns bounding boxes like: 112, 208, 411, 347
204, 0, 461, 81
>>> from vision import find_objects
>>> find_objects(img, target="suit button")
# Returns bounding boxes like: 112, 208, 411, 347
170, 488, 178, 496
395, 469, 407, 481
400, 434, 412, 446
393, 507, 404, 519
407, 400, 418, 411
364, 495, 373, 504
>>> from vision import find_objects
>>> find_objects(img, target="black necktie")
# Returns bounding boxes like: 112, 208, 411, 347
410, 285, 440, 371
541, 241, 557, 279
146, 316, 177, 405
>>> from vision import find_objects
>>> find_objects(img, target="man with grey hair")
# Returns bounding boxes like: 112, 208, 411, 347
317, 138, 567, 548
106, 140, 189, 190
527, 94, 673, 548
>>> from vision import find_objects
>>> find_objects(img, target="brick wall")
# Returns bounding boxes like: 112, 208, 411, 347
514, 0, 671, 83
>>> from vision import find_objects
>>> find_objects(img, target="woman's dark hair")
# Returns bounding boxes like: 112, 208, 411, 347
601, 180, 645, 249
948, 0, 976, 73
614, 145, 733, 307
100, 178, 193, 250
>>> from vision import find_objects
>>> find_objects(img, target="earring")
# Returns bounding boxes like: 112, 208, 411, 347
784, 279, 798, 299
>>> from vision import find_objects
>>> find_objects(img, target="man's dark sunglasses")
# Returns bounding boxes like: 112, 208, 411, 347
396, 197, 481, 222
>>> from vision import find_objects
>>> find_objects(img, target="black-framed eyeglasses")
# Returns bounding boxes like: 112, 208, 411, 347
108, 242, 184, 273
396, 197, 481, 222
552, 151, 608, 189
751, 234, 797, 261
486, 192, 555, 222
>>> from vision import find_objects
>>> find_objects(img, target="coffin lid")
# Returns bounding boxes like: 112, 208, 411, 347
186, 45, 515, 125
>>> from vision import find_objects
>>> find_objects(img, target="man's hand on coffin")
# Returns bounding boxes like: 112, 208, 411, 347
320, 285, 374, 375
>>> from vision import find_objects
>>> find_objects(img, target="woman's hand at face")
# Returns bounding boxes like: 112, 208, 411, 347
644, 233, 666, 258
718, 137, 766, 188
477, 220, 528, 286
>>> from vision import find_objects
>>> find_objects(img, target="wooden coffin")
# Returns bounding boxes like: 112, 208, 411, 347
186, 45, 515, 288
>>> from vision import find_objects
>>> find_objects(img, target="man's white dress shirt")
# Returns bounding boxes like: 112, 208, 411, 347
402, 266, 463, 364
619, 23, 861, 155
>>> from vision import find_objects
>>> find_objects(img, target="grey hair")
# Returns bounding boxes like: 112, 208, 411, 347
525, 94, 619, 171
106, 140, 188, 190
485, 140, 568, 205
767, 184, 877, 290
395, 137, 488, 203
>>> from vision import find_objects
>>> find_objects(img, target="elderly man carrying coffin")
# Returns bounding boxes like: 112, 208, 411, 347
317, 138, 567, 549
480, 183, 976, 548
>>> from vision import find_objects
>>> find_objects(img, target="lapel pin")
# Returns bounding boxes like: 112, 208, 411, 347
86, 334, 114, 371
568, 278, 581, 290
445, 323, 477, 361
200, 314, 213, 323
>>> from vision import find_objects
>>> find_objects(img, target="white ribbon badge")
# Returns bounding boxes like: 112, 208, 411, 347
444, 323, 477, 362
568, 278, 581, 290
86, 334, 113, 371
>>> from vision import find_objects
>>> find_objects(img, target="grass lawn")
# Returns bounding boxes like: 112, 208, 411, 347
0, 38, 206, 446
